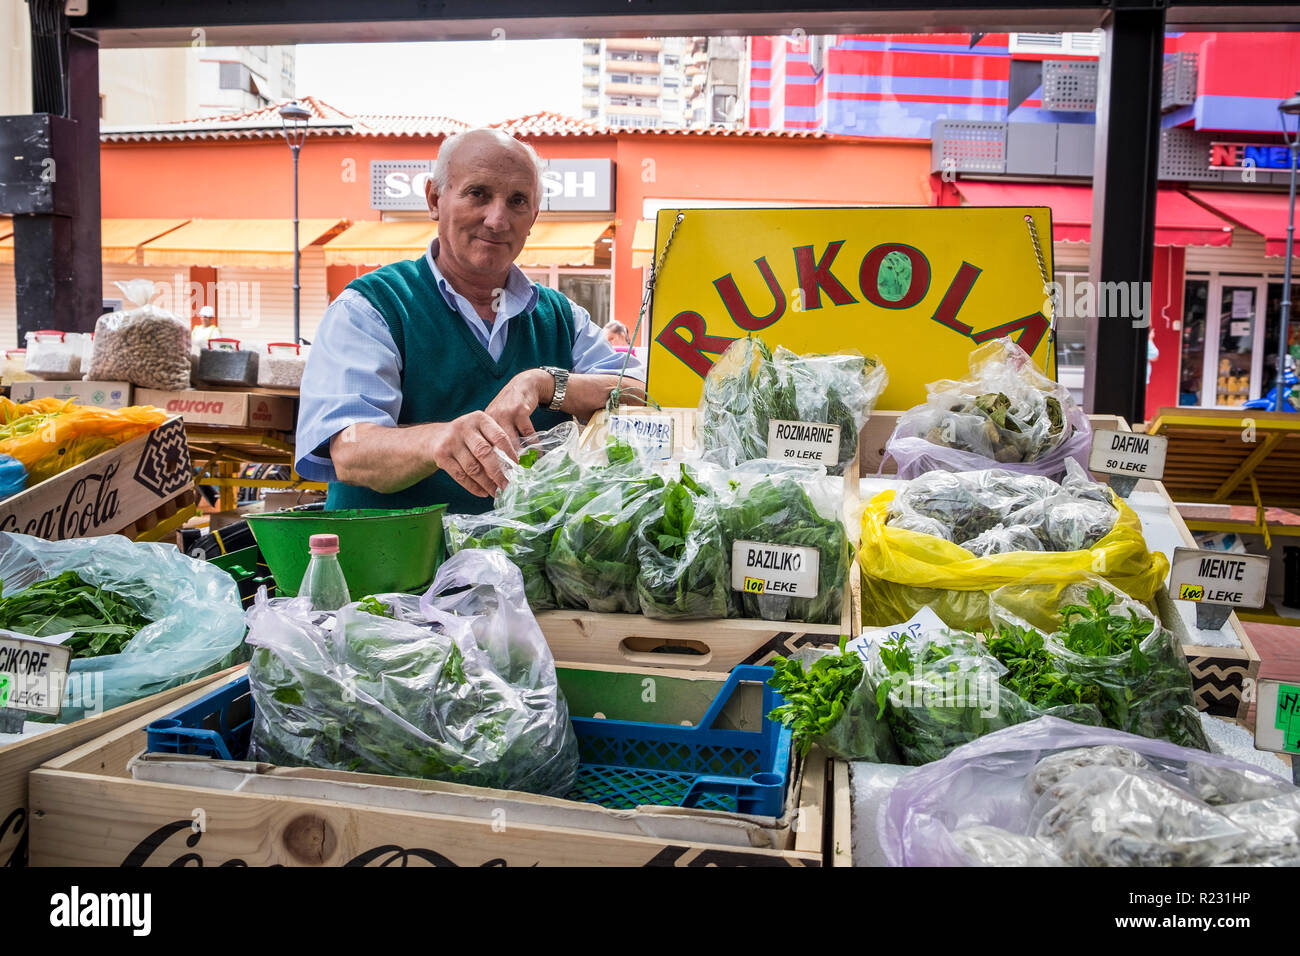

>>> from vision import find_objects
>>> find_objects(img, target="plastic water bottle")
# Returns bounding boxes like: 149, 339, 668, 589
302, 533, 349, 611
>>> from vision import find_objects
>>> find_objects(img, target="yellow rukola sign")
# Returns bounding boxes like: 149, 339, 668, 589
646, 206, 1056, 410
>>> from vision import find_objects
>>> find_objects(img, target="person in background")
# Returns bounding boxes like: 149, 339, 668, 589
603, 319, 631, 350
192, 306, 221, 350
602, 319, 646, 378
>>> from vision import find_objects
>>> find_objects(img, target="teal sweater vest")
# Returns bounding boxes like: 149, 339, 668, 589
326, 256, 574, 515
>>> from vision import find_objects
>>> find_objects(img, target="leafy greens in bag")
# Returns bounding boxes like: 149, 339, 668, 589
247, 550, 579, 796
717, 471, 850, 625
546, 465, 666, 613
698, 336, 886, 476
635, 464, 734, 619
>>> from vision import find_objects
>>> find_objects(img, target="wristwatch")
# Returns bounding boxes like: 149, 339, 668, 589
541, 366, 569, 411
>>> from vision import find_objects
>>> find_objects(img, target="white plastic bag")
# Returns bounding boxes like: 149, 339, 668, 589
885, 337, 1090, 480
88, 280, 191, 390
246, 548, 579, 796
879, 717, 1296, 866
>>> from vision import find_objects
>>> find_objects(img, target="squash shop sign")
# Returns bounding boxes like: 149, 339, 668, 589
371, 159, 614, 212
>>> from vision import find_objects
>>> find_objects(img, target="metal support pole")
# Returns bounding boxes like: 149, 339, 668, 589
1278, 141, 1297, 412
1085, 4, 1166, 424
12, 4, 100, 339
291, 143, 301, 345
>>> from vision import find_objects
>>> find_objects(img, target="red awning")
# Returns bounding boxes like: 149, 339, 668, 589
1188, 190, 1297, 258
953, 182, 1235, 248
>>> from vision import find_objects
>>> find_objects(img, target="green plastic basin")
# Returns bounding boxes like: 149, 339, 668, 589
245, 505, 447, 600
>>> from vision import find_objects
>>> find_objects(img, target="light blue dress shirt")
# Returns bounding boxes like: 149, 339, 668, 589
296, 238, 644, 482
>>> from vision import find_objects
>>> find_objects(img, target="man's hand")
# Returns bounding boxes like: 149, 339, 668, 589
484, 369, 550, 446
428, 411, 517, 499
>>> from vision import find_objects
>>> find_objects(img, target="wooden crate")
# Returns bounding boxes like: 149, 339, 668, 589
0, 416, 193, 541
0, 665, 242, 866
1090, 414, 1261, 722
30, 665, 835, 867
861, 410, 1261, 721
548, 408, 862, 670
537, 562, 860, 674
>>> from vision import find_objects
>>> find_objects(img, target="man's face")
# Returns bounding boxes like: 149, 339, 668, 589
426, 135, 540, 284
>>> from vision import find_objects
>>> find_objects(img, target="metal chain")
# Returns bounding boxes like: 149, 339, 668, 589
607, 212, 685, 413
1024, 214, 1060, 374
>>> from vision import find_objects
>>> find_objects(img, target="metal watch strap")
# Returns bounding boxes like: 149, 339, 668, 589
543, 366, 569, 411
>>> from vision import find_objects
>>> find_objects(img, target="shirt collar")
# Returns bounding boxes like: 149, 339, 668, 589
425, 237, 539, 321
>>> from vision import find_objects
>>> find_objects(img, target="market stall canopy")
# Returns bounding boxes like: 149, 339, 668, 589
954, 182, 1235, 247
138, 218, 349, 268
1187, 191, 1298, 258
321, 220, 437, 267
517, 221, 614, 267
101, 219, 192, 264
631, 219, 655, 269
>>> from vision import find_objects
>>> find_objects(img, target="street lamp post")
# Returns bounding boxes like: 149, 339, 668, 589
1276, 91, 1300, 413
279, 101, 311, 345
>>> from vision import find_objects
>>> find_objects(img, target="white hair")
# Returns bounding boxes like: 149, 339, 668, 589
431, 128, 546, 203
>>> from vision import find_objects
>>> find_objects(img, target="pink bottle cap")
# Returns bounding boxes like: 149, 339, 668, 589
309, 533, 339, 555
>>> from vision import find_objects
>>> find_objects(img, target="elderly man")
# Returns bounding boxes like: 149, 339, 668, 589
296, 129, 643, 514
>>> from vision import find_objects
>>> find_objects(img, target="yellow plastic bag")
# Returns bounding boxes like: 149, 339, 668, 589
858, 487, 1170, 630
0, 397, 166, 487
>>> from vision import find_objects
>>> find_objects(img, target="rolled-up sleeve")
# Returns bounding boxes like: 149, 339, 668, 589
295, 290, 404, 482
567, 298, 647, 381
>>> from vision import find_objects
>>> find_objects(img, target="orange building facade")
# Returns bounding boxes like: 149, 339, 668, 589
0, 103, 934, 354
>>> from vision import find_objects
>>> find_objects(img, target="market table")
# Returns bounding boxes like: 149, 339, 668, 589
153, 386, 325, 511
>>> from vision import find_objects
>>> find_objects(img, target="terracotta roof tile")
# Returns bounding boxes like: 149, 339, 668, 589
102, 99, 832, 143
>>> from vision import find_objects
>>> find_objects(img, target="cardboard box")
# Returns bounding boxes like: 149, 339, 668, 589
30, 664, 843, 867
0, 416, 193, 541
8, 380, 133, 409
0, 666, 241, 866
135, 389, 295, 430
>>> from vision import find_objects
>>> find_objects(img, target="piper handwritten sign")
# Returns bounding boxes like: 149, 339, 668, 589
646, 206, 1056, 409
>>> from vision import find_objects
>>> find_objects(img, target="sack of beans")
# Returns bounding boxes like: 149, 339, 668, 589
88, 280, 192, 391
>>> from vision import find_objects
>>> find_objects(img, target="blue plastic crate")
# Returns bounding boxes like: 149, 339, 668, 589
146, 665, 793, 817
146, 677, 253, 761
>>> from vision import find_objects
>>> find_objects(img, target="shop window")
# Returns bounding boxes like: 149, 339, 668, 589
1262, 279, 1300, 390
559, 274, 611, 329
1214, 283, 1259, 407
1179, 278, 1208, 406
